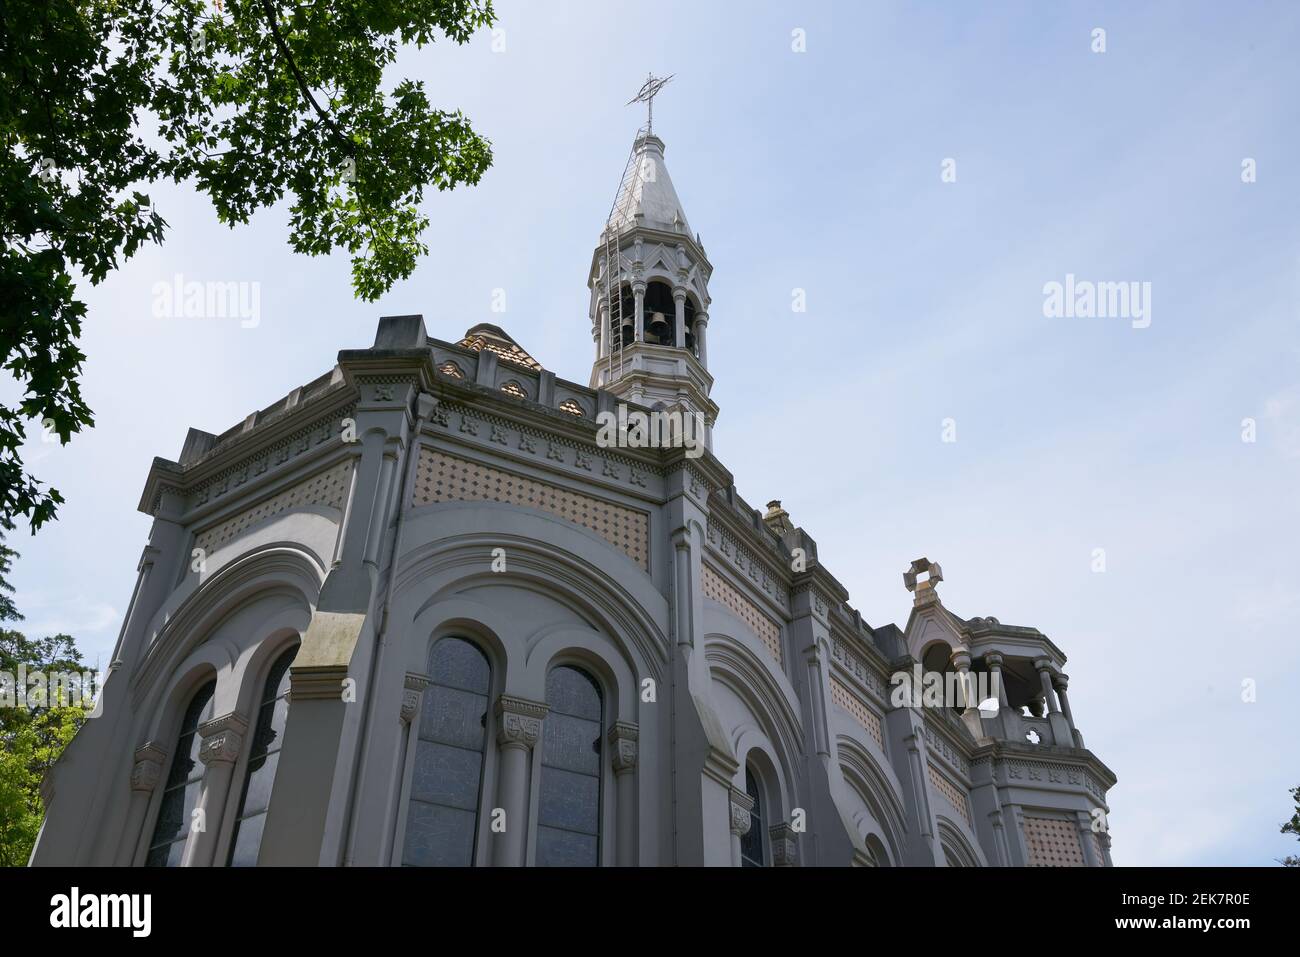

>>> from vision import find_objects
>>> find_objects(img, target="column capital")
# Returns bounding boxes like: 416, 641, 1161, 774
983, 651, 1005, 669
672, 286, 687, 303
631, 279, 647, 295
694, 311, 709, 326
198, 712, 249, 766
768, 823, 799, 866
728, 786, 754, 837
495, 695, 548, 750
608, 721, 639, 774
400, 672, 432, 724
1053, 672, 1070, 691
948, 649, 972, 671
1033, 657, 1056, 674
131, 743, 168, 792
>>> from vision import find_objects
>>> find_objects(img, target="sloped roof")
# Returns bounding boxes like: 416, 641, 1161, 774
456, 323, 542, 372
606, 132, 691, 235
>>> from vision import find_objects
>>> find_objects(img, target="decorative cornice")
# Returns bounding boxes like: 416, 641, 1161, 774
289, 665, 350, 702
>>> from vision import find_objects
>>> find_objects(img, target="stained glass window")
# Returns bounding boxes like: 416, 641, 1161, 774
226, 646, 297, 866
402, 637, 491, 867
536, 665, 602, 867
145, 679, 216, 866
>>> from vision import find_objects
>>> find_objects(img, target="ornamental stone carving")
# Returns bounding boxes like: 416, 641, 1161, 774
198, 712, 249, 766
769, 823, 798, 866
495, 695, 548, 749
400, 672, 432, 724
728, 786, 755, 837
608, 721, 639, 774
131, 743, 168, 792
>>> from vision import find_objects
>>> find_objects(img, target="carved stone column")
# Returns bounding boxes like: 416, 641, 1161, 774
769, 822, 798, 867
117, 743, 167, 865
728, 786, 754, 867
186, 712, 248, 867
632, 280, 646, 343
1035, 659, 1072, 745
598, 299, 610, 358
673, 287, 687, 348
492, 695, 548, 867
693, 312, 709, 365
1054, 673, 1083, 747
608, 722, 639, 866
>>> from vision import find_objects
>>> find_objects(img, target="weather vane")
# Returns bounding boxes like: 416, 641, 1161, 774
628, 72, 674, 134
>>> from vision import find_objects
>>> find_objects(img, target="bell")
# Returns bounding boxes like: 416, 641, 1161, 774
647, 311, 670, 343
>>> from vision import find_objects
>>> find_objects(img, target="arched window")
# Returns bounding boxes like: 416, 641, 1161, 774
226, 646, 297, 866
403, 637, 492, 867
146, 679, 216, 866
740, 765, 766, 867
537, 665, 602, 866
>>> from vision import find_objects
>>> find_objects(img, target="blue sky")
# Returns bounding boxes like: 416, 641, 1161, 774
7, 0, 1300, 865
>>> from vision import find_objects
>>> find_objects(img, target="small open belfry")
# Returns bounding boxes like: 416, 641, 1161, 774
32, 85, 1114, 867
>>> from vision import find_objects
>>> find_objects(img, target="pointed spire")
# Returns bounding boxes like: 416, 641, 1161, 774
606, 132, 691, 236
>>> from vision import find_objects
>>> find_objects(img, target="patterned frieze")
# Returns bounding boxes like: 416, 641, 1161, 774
188, 400, 358, 512
922, 724, 972, 780
702, 562, 784, 666
192, 459, 354, 555
1004, 759, 1105, 799
830, 639, 889, 702
412, 448, 650, 570
705, 518, 789, 613
429, 401, 666, 499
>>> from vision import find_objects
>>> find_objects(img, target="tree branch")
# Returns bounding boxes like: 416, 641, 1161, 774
256, 0, 353, 153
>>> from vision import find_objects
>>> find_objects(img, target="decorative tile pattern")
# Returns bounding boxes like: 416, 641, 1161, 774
411, 448, 649, 570
558, 399, 585, 417
927, 764, 972, 827
702, 563, 783, 666
1023, 815, 1086, 867
829, 676, 884, 748
193, 460, 353, 554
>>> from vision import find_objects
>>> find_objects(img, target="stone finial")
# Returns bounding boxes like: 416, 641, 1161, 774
903, 557, 944, 607
763, 500, 793, 535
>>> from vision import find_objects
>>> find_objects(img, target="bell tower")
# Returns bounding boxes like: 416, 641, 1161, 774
588, 75, 717, 448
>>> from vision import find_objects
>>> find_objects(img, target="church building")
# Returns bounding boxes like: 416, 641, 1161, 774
32, 115, 1116, 867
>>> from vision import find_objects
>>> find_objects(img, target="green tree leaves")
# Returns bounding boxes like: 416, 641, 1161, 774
1, 0, 495, 531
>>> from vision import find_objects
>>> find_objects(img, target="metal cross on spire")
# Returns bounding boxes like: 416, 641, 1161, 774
628, 72, 674, 134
